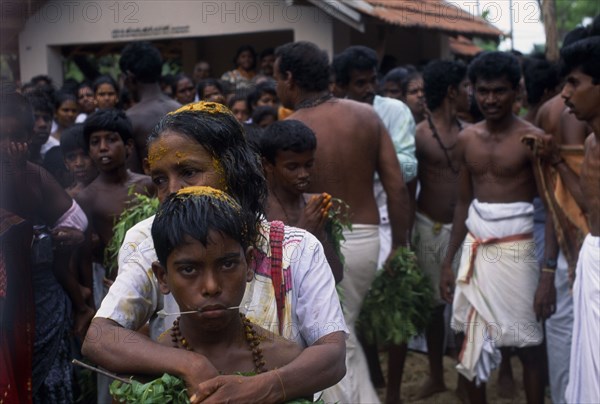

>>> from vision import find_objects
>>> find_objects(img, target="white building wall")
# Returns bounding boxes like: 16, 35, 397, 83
19, 0, 334, 85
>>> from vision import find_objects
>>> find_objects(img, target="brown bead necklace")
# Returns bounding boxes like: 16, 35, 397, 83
171, 313, 267, 374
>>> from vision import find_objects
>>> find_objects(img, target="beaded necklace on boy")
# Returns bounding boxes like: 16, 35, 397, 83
427, 114, 463, 175
170, 313, 267, 374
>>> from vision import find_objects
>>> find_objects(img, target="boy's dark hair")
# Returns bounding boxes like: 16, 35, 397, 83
563, 27, 589, 49
25, 89, 54, 115
77, 81, 93, 92
247, 82, 276, 108
560, 37, 600, 85
423, 60, 467, 111
119, 41, 163, 83
251, 106, 278, 126
60, 124, 87, 156
53, 90, 77, 110
93, 75, 119, 93
260, 47, 275, 60
43, 146, 71, 188
522, 58, 559, 106
275, 42, 330, 92
382, 66, 413, 85
149, 103, 267, 226
332, 46, 378, 86
260, 120, 316, 164
31, 75, 53, 87
228, 93, 248, 109
468, 51, 522, 89
197, 78, 224, 99
83, 109, 133, 152
233, 45, 257, 69
152, 188, 255, 267
1, 84, 34, 140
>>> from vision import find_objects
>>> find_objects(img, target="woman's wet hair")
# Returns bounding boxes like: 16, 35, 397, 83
152, 186, 255, 267
148, 102, 267, 226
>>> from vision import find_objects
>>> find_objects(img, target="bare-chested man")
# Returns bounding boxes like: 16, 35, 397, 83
410, 59, 470, 401
528, 27, 592, 404
119, 41, 180, 173
439, 52, 554, 404
274, 41, 410, 404
331, 45, 417, 400
560, 36, 600, 404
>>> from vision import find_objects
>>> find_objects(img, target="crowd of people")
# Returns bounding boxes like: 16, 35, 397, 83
1, 15, 599, 404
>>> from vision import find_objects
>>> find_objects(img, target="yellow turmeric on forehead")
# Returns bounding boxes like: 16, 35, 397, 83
147, 142, 168, 167
176, 186, 228, 198
168, 101, 233, 117
175, 186, 239, 212
212, 157, 228, 191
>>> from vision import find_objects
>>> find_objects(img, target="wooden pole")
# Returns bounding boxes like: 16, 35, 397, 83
541, 0, 559, 61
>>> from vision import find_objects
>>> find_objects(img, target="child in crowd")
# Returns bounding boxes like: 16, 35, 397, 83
251, 105, 278, 129
152, 186, 302, 377
260, 120, 343, 283
76, 109, 154, 284
247, 81, 279, 115
228, 94, 250, 123
76, 82, 96, 123
76, 108, 155, 402
93, 75, 119, 110
24, 89, 55, 164
51, 91, 79, 141
60, 124, 98, 198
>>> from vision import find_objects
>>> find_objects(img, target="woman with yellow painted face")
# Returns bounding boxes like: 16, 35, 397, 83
83, 102, 347, 403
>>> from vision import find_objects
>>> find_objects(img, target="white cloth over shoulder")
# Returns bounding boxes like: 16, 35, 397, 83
95, 216, 348, 347
52, 200, 88, 232
372, 95, 416, 268
565, 234, 600, 404
452, 200, 543, 385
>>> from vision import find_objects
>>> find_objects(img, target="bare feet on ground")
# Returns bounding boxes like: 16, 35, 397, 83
414, 377, 447, 400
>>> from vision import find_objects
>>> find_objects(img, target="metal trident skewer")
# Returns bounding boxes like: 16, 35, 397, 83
156, 305, 242, 319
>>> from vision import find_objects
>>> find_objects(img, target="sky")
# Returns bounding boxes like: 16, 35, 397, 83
454, 0, 547, 53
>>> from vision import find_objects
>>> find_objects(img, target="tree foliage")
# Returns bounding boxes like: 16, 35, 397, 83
552, 0, 599, 40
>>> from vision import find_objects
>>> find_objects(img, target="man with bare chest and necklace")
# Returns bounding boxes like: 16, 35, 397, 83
559, 36, 600, 404
273, 41, 410, 403
439, 52, 555, 404
411, 59, 470, 400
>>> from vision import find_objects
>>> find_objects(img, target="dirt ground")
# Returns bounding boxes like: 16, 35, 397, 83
376, 351, 552, 404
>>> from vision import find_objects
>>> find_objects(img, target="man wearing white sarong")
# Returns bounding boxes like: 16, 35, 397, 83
565, 234, 600, 403
439, 51, 555, 404
559, 36, 600, 404
451, 200, 543, 384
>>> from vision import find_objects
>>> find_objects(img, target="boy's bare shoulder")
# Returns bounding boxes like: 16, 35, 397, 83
254, 326, 302, 370
128, 172, 156, 196
74, 178, 100, 210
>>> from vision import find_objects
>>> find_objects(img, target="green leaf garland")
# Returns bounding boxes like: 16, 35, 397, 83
358, 246, 434, 345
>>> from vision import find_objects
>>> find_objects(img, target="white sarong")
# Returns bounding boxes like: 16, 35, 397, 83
452, 200, 543, 384
323, 224, 380, 404
565, 234, 600, 404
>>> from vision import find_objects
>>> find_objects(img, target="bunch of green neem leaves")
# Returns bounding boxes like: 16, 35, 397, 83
104, 188, 159, 275
110, 374, 188, 403
109, 374, 324, 403
358, 246, 434, 345
324, 197, 352, 266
